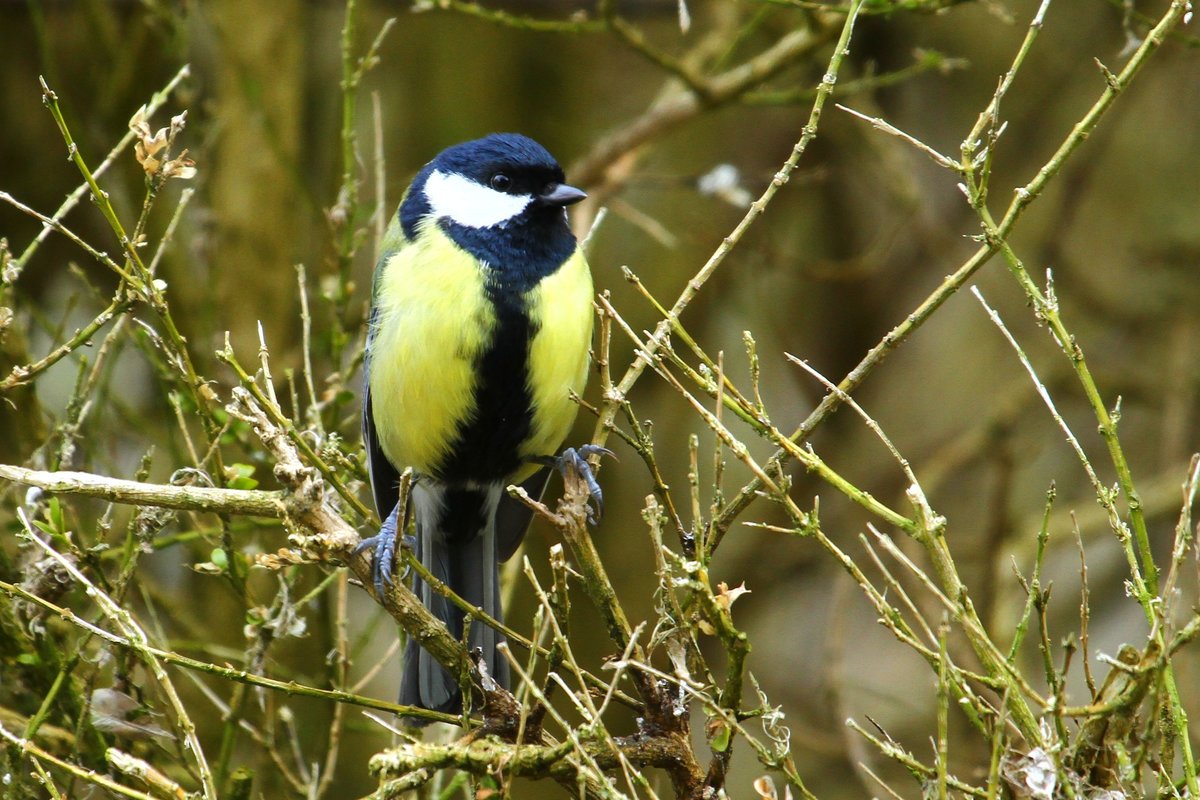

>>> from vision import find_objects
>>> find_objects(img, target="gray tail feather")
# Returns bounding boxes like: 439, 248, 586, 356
400, 484, 507, 718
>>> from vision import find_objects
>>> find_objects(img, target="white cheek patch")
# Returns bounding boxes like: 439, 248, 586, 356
424, 169, 532, 229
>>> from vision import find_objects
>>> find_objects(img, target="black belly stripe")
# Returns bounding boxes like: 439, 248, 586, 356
439, 487, 490, 545
434, 286, 537, 485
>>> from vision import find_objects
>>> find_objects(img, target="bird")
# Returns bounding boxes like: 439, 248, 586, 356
360, 133, 601, 717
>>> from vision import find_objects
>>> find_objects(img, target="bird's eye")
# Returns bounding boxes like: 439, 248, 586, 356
489, 173, 512, 192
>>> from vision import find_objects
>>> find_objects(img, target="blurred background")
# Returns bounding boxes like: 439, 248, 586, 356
1, 0, 1198, 796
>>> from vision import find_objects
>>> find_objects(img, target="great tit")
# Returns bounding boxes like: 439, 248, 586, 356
361, 133, 597, 716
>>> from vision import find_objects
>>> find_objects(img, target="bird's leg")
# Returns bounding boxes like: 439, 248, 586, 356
534, 444, 614, 524
353, 502, 415, 597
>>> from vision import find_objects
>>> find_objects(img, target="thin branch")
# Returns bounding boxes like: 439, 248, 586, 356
0, 464, 282, 517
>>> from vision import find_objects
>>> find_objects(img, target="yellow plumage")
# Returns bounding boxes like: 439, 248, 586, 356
369, 222, 593, 483
370, 221, 493, 475
362, 133, 596, 715
519, 248, 593, 481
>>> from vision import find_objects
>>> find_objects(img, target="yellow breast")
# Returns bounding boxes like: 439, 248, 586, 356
369, 224, 495, 474
518, 248, 594, 481
369, 225, 594, 484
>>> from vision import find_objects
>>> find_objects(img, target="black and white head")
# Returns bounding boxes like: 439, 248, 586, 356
400, 133, 586, 238
398, 134, 587, 288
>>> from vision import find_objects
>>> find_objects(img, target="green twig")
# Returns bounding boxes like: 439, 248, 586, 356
592, 0, 873, 537
425, 0, 604, 33
17, 511, 218, 799
1007, 484, 1055, 662
0, 578, 458, 726
39, 77, 227, 481
747, 50, 965, 105
0, 295, 133, 391
0, 722, 158, 800
712, 0, 1190, 566
217, 342, 373, 522
12, 64, 191, 279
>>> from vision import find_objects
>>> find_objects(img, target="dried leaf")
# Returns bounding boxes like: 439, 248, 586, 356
715, 581, 751, 613
256, 548, 315, 569
90, 688, 171, 741
666, 636, 691, 682
161, 151, 197, 182
169, 110, 188, 138
129, 106, 195, 180
1002, 746, 1058, 799
754, 775, 785, 799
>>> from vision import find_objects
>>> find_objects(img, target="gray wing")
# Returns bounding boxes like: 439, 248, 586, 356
495, 467, 551, 562
362, 308, 402, 519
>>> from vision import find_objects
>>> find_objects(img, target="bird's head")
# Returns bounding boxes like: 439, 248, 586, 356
401, 133, 586, 236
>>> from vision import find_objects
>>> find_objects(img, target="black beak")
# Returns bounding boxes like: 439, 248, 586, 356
538, 183, 587, 207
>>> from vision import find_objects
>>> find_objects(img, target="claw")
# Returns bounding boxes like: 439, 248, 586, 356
354, 503, 410, 597
555, 445, 614, 524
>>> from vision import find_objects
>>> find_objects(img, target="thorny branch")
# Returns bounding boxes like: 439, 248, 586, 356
2, 0, 1199, 798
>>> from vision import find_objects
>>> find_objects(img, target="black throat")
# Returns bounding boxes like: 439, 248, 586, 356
439, 208, 576, 294
399, 168, 577, 293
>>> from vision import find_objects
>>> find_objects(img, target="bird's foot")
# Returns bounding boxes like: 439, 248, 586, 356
550, 444, 614, 525
353, 503, 415, 597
